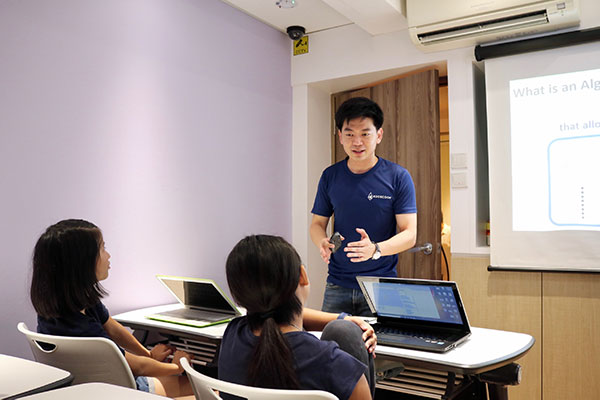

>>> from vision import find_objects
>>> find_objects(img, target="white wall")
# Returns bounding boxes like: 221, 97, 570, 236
291, 0, 600, 308
0, 0, 292, 357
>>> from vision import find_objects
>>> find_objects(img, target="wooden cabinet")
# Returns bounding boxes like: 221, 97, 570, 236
452, 256, 600, 400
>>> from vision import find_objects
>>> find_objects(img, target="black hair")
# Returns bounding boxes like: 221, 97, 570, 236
225, 235, 303, 389
335, 96, 384, 131
30, 219, 107, 319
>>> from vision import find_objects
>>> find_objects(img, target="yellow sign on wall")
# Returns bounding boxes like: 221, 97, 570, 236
293, 36, 308, 56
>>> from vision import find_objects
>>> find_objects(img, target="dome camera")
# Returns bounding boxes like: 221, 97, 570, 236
286, 25, 305, 40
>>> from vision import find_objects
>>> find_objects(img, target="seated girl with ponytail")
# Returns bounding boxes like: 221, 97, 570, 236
219, 234, 376, 400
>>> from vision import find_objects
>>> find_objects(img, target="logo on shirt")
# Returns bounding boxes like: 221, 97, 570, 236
367, 192, 392, 201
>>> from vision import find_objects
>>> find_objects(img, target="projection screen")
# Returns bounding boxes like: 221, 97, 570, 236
485, 41, 600, 271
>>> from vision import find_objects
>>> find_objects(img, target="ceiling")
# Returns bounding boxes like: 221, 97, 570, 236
220, 0, 408, 37
218, 0, 447, 80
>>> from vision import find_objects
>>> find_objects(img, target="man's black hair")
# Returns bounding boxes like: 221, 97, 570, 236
335, 97, 384, 131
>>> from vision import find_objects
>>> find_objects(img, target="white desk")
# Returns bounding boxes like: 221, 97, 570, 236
18, 382, 165, 399
372, 328, 533, 400
0, 354, 73, 400
114, 303, 228, 367
114, 304, 535, 400
114, 303, 229, 340
375, 327, 534, 375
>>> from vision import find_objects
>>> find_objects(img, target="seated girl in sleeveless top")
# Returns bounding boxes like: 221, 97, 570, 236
219, 234, 375, 400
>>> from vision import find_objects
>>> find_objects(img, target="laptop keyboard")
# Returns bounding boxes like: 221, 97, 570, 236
160, 308, 230, 322
376, 327, 447, 345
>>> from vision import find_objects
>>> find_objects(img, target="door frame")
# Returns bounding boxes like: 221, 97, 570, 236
330, 68, 442, 281
294, 62, 448, 310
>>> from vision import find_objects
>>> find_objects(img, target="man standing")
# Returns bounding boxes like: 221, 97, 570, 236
310, 97, 417, 316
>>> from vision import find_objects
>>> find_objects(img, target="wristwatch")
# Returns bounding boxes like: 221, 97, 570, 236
371, 241, 381, 260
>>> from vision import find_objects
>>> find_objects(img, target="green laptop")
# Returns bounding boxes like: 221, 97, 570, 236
146, 275, 242, 328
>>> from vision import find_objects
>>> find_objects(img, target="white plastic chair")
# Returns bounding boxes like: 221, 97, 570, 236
17, 322, 136, 388
181, 358, 338, 400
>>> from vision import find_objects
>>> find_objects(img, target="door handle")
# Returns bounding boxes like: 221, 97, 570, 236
407, 243, 433, 255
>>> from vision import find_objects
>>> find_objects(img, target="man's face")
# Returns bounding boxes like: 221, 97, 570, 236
338, 117, 383, 163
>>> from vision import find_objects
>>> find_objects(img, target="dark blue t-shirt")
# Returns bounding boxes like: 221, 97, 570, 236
37, 302, 152, 390
218, 317, 366, 400
37, 301, 113, 343
312, 157, 417, 289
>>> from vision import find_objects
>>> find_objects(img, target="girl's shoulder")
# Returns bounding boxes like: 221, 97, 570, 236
83, 301, 110, 324
222, 316, 254, 343
224, 315, 247, 332
37, 307, 108, 339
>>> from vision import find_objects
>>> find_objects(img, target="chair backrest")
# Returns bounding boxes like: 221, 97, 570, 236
180, 358, 338, 400
17, 322, 136, 389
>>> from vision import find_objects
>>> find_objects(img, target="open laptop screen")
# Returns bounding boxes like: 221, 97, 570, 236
360, 278, 466, 325
183, 281, 234, 312
158, 275, 238, 315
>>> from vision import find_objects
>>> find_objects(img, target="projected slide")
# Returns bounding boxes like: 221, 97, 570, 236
509, 68, 600, 231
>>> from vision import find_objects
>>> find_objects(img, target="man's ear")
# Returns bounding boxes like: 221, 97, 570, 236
338, 129, 343, 144
299, 265, 310, 286
376, 128, 383, 144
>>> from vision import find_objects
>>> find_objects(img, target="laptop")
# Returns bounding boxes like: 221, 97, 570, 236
357, 276, 471, 353
146, 275, 242, 328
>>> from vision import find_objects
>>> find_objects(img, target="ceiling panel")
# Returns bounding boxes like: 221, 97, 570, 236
220, 0, 407, 36
220, 0, 351, 34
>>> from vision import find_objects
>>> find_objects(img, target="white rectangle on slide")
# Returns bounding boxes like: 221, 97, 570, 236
548, 135, 600, 227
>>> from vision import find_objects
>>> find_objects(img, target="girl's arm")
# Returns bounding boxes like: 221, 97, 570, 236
103, 317, 151, 357
302, 308, 339, 331
104, 317, 177, 362
103, 317, 192, 376
302, 308, 377, 354
124, 350, 190, 377
348, 375, 372, 400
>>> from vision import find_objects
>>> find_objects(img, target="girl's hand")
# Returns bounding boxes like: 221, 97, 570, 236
171, 350, 194, 374
150, 343, 174, 361
346, 316, 377, 356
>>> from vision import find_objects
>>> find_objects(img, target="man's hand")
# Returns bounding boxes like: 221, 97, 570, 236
344, 228, 376, 262
345, 316, 377, 356
318, 234, 345, 263
149, 343, 174, 361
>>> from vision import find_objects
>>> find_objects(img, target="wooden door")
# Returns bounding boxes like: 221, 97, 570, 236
332, 69, 441, 280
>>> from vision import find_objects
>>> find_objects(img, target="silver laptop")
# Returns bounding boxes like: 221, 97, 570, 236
146, 275, 241, 328
357, 276, 471, 353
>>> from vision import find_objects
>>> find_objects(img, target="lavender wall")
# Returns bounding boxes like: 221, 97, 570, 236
0, 0, 292, 358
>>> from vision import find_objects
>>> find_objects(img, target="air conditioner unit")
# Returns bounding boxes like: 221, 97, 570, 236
407, 0, 580, 52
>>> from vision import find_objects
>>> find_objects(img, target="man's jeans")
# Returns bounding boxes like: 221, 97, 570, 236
321, 283, 374, 317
